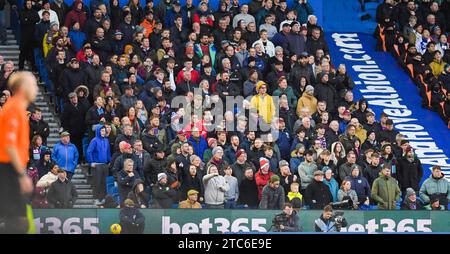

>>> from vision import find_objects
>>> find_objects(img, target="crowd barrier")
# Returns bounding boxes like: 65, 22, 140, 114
33, 209, 450, 234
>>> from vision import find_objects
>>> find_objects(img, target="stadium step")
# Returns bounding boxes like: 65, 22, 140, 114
75, 184, 92, 189
75, 199, 94, 205
77, 189, 93, 195
78, 194, 94, 199
72, 179, 88, 184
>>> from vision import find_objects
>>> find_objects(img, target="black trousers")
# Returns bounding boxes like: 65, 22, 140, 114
0, 164, 28, 234
19, 40, 36, 71
93, 163, 109, 201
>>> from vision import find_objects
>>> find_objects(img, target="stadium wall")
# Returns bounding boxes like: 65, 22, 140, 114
33, 209, 450, 234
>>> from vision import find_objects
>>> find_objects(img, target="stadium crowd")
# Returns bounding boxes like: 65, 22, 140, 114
0, 0, 449, 211
374, 0, 450, 127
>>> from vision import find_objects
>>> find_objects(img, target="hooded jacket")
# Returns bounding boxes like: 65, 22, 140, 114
86, 125, 111, 164
371, 172, 401, 210
396, 155, 423, 191
64, 0, 87, 29
419, 172, 450, 204
345, 173, 371, 203
52, 141, 79, 173
297, 92, 318, 117
202, 166, 229, 205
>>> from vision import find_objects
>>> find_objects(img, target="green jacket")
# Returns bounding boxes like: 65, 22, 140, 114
272, 86, 297, 108
419, 173, 450, 204
371, 173, 401, 210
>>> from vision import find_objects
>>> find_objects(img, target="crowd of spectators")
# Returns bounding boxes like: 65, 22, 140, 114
0, 0, 449, 210
375, 0, 450, 127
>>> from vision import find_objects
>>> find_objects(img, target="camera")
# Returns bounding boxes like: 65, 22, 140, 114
332, 211, 347, 232
271, 213, 288, 232
330, 199, 354, 210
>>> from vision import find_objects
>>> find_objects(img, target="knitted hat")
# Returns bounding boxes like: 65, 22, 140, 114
305, 85, 314, 93
270, 175, 280, 183
157, 173, 167, 182
260, 158, 270, 173
207, 138, 217, 147
406, 188, 416, 199
212, 146, 223, 155
236, 149, 246, 158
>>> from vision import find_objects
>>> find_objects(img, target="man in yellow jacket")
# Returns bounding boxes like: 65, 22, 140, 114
250, 81, 276, 124
429, 51, 447, 78
178, 190, 202, 209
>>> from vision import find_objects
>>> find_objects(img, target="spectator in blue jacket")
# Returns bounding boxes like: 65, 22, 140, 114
86, 125, 111, 206
275, 118, 292, 161
188, 126, 208, 161
293, 0, 314, 25
52, 131, 79, 180
224, 135, 240, 164
345, 165, 371, 206
68, 22, 86, 52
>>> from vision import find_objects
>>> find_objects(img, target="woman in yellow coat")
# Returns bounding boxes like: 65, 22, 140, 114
250, 81, 276, 124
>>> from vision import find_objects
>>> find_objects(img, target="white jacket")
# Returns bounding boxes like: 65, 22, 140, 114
36, 172, 58, 188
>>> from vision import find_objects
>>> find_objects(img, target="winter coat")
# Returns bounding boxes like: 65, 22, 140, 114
259, 184, 285, 209
273, 86, 297, 108
315, 81, 338, 113
255, 169, 274, 200
419, 173, 450, 204
36, 156, 53, 178
181, 174, 204, 201
238, 177, 259, 207
276, 129, 292, 161
188, 136, 208, 161
29, 118, 50, 145
20, 6, 40, 47
323, 178, 339, 202
68, 30, 87, 52
304, 180, 333, 209
363, 164, 382, 186
345, 174, 371, 203
58, 66, 88, 100
371, 173, 401, 210
285, 32, 306, 57
86, 126, 111, 164
396, 156, 423, 191
232, 161, 256, 184
297, 93, 318, 117
52, 142, 79, 173
339, 163, 355, 183
64, 2, 87, 29
152, 183, 177, 208
203, 173, 229, 205
145, 157, 166, 186
298, 161, 317, 190
401, 199, 424, 210
119, 206, 145, 234
117, 169, 138, 203
47, 179, 78, 208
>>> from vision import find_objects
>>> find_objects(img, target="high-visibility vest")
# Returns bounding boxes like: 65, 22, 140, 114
26, 204, 36, 234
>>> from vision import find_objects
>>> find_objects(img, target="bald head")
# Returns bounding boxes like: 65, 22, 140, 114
7, 71, 38, 103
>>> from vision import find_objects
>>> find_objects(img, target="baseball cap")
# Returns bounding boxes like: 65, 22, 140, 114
60, 131, 70, 137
